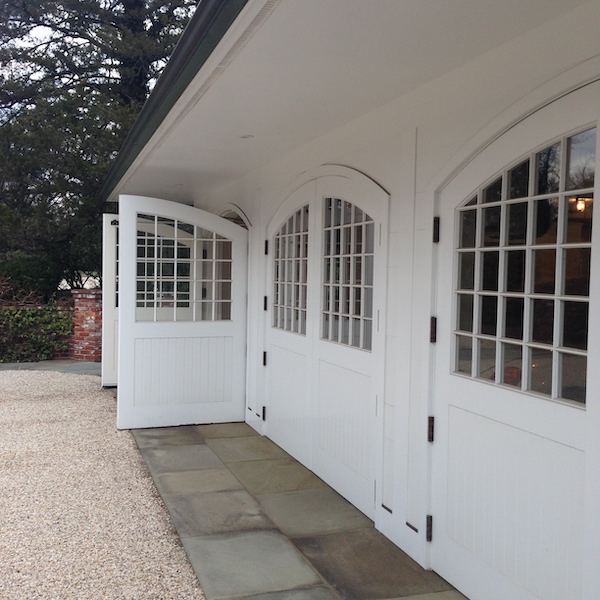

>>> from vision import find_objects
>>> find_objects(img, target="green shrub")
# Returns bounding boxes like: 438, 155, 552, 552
0, 278, 73, 362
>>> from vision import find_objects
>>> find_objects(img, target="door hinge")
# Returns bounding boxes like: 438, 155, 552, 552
428, 416, 435, 442
110, 219, 119, 226
263, 351, 267, 366
426, 515, 433, 542
264, 240, 269, 255
430, 316, 437, 343
262, 406, 267, 421
263, 296, 268, 311
433, 216, 440, 243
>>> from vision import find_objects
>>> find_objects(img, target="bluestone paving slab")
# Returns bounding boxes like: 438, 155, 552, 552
206, 435, 289, 463
227, 458, 327, 495
229, 587, 338, 600
255, 488, 372, 536
132, 425, 204, 448
392, 592, 469, 600
292, 529, 453, 599
165, 489, 276, 538
182, 530, 322, 599
196, 423, 259, 439
140, 444, 223, 474
154, 467, 244, 496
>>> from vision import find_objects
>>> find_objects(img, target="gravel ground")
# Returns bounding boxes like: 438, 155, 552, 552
0, 370, 205, 600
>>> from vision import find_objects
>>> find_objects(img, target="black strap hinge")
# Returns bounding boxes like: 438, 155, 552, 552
262, 406, 266, 421
433, 216, 440, 243
426, 515, 433, 542
263, 351, 267, 366
264, 240, 269, 255
264, 296, 268, 311
430, 316, 437, 343
428, 416, 435, 443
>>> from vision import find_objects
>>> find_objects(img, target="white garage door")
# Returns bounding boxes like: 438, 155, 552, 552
265, 167, 389, 519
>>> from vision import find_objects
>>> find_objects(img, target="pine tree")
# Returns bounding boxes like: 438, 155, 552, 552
0, 0, 197, 293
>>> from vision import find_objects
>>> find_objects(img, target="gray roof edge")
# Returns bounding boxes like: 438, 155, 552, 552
98, 0, 250, 203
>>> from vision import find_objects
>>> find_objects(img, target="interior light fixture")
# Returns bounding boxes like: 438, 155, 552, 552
576, 198, 587, 212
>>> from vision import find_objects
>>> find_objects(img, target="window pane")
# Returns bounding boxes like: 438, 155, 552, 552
483, 177, 502, 203
566, 194, 593, 244
533, 198, 559, 244
459, 210, 477, 248
562, 301, 588, 350
483, 206, 501, 246
529, 348, 552, 396
533, 249, 556, 294
458, 252, 475, 290
455, 335, 472, 374
274, 205, 309, 333
532, 299, 554, 344
480, 295, 497, 336
508, 160, 529, 199
536, 142, 560, 194
507, 202, 528, 245
560, 353, 586, 404
478, 338, 496, 380
501, 343, 522, 388
482, 251, 499, 291
504, 297, 524, 340
564, 248, 591, 296
566, 127, 596, 190
457, 294, 474, 332
505, 250, 525, 292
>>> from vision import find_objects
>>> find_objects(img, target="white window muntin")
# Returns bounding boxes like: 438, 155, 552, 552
272, 205, 309, 334
454, 126, 595, 404
135, 213, 233, 322
321, 197, 374, 351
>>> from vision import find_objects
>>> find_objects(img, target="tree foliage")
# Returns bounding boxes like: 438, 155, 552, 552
0, 0, 196, 293
0, 277, 73, 362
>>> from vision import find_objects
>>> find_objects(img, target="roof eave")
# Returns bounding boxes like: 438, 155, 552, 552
98, 0, 249, 203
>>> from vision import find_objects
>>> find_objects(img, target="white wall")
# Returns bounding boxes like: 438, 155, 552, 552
190, 4, 600, 588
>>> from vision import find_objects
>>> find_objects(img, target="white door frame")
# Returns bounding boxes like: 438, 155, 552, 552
101, 214, 119, 387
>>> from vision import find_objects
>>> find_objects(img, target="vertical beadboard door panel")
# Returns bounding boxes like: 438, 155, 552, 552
117, 195, 247, 429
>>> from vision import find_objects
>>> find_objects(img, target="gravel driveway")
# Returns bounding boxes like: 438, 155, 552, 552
0, 370, 204, 599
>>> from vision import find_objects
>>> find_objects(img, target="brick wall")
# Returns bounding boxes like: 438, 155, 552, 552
69, 289, 102, 362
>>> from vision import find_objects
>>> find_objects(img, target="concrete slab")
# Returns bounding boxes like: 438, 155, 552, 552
165, 489, 276, 538
154, 467, 244, 496
140, 444, 223, 475
196, 423, 259, 439
206, 435, 289, 463
255, 488, 372, 536
227, 458, 327, 495
182, 530, 322, 599
132, 426, 204, 448
292, 529, 453, 599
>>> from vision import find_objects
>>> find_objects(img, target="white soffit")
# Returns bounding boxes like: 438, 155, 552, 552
116, 0, 594, 202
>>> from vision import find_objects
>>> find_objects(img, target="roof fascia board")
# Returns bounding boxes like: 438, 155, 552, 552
99, 0, 249, 203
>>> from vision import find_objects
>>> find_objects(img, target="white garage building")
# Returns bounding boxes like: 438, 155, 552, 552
100, 2, 600, 599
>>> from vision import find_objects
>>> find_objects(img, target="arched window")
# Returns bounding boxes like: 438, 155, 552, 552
454, 127, 596, 404
272, 205, 309, 334
322, 198, 374, 350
